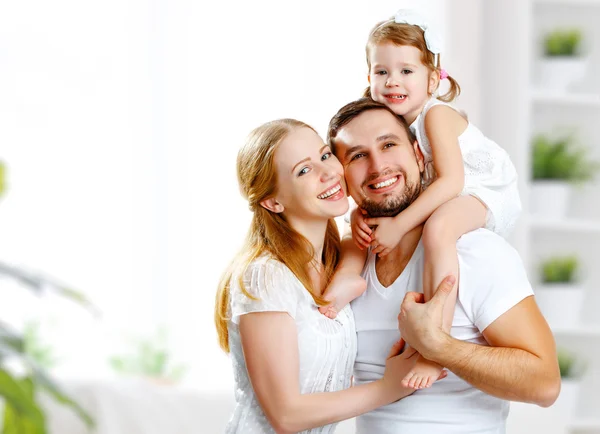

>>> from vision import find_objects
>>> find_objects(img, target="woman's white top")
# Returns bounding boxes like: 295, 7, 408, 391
410, 97, 522, 237
225, 255, 357, 434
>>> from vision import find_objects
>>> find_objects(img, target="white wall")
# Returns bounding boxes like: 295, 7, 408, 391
0, 0, 484, 393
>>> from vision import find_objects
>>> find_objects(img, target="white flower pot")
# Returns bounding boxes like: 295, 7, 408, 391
534, 283, 584, 329
556, 379, 581, 422
538, 57, 588, 91
530, 181, 571, 219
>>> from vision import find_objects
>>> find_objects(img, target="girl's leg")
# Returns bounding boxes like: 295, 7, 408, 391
402, 195, 487, 389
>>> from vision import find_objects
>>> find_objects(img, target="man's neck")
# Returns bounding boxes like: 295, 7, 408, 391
375, 224, 424, 287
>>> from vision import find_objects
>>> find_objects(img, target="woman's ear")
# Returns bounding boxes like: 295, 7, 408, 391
259, 197, 284, 213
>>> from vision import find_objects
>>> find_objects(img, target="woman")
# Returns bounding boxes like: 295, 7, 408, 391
215, 119, 443, 433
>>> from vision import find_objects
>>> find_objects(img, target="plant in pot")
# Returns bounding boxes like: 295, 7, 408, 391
530, 134, 599, 218
538, 28, 586, 91
556, 348, 585, 423
109, 326, 187, 386
0, 160, 96, 432
534, 255, 584, 330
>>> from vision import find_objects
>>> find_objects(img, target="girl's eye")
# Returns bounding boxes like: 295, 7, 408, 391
321, 152, 332, 161
298, 167, 310, 176
375, 70, 387, 76
402, 69, 412, 74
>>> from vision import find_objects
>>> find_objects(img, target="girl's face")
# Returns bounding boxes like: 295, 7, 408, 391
270, 127, 349, 224
368, 43, 438, 125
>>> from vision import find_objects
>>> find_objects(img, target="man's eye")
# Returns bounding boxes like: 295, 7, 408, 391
298, 167, 310, 176
384, 142, 395, 149
350, 153, 365, 161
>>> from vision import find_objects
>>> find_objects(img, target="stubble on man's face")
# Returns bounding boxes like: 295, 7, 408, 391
356, 168, 422, 218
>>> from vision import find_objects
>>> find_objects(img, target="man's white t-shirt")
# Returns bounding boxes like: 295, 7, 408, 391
351, 228, 534, 434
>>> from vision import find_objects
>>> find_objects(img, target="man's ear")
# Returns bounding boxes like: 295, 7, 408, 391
413, 140, 425, 173
259, 197, 284, 213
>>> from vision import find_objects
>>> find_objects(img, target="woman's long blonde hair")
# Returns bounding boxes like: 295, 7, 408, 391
364, 19, 461, 103
215, 119, 342, 353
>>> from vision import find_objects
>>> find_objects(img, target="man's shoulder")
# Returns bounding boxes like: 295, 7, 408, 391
456, 228, 521, 270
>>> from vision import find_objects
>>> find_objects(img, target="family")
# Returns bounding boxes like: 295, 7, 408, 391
215, 10, 561, 434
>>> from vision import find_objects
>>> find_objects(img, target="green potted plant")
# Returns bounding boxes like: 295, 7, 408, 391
556, 349, 585, 423
0, 160, 96, 432
109, 327, 187, 385
535, 255, 584, 330
538, 28, 587, 91
530, 134, 599, 218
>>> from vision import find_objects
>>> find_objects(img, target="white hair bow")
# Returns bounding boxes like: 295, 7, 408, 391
393, 9, 443, 55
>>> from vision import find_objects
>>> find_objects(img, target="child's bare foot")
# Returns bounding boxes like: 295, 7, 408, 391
318, 273, 367, 319
401, 354, 444, 389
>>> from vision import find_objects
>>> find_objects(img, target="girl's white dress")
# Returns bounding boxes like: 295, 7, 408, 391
226, 255, 357, 434
410, 97, 522, 237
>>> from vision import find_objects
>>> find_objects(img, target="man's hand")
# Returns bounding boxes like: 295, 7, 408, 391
397, 275, 456, 360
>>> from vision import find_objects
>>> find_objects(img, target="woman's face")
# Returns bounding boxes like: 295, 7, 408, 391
271, 127, 349, 223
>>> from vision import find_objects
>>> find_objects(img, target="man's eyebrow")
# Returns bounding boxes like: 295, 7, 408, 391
344, 145, 364, 160
291, 145, 330, 173
376, 133, 401, 142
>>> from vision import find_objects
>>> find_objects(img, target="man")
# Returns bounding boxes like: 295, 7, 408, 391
327, 98, 560, 434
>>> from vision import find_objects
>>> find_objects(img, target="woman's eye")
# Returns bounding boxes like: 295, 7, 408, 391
298, 167, 310, 176
321, 152, 332, 161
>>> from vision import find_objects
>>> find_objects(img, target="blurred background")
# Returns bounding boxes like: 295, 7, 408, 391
0, 0, 598, 433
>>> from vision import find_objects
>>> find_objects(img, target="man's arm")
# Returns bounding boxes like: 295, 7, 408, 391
397, 277, 561, 407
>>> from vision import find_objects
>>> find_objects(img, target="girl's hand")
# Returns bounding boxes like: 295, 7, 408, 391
364, 215, 406, 257
350, 208, 372, 250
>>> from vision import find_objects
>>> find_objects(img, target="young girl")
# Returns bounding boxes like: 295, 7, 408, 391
319, 9, 521, 390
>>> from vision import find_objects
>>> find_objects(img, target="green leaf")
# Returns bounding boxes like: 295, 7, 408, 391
2, 377, 47, 434
0, 160, 6, 199
0, 370, 45, 424
30, 367, 94, 429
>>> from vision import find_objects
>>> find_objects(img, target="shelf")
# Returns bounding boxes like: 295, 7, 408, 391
569, 418, 600, 431
531, 91, 600, 108
528, 217, 600, 233
535, 0, 600, 6
552, 326, 600, 337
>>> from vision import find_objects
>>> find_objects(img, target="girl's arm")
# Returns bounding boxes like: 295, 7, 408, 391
239, 311, 417, 434
368, 105, 467, 254
394, 105, 467, 232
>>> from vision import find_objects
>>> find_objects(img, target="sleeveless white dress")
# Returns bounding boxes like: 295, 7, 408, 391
409, 97, 521, 237
226, 255, 357, 433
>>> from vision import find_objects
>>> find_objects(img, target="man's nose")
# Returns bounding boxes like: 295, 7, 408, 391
369, 152, 387, 174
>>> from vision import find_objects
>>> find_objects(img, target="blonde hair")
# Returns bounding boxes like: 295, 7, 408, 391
364, 19, 460, 103
214, 119, 342, 352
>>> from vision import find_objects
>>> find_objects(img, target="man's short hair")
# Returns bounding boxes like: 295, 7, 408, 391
327, 98, 417, 155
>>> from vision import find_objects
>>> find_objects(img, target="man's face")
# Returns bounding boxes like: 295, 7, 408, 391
333, 109, 425, 217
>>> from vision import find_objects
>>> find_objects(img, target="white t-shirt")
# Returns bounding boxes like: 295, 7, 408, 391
226, 256, 357, 434
351, 229, 534, 434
